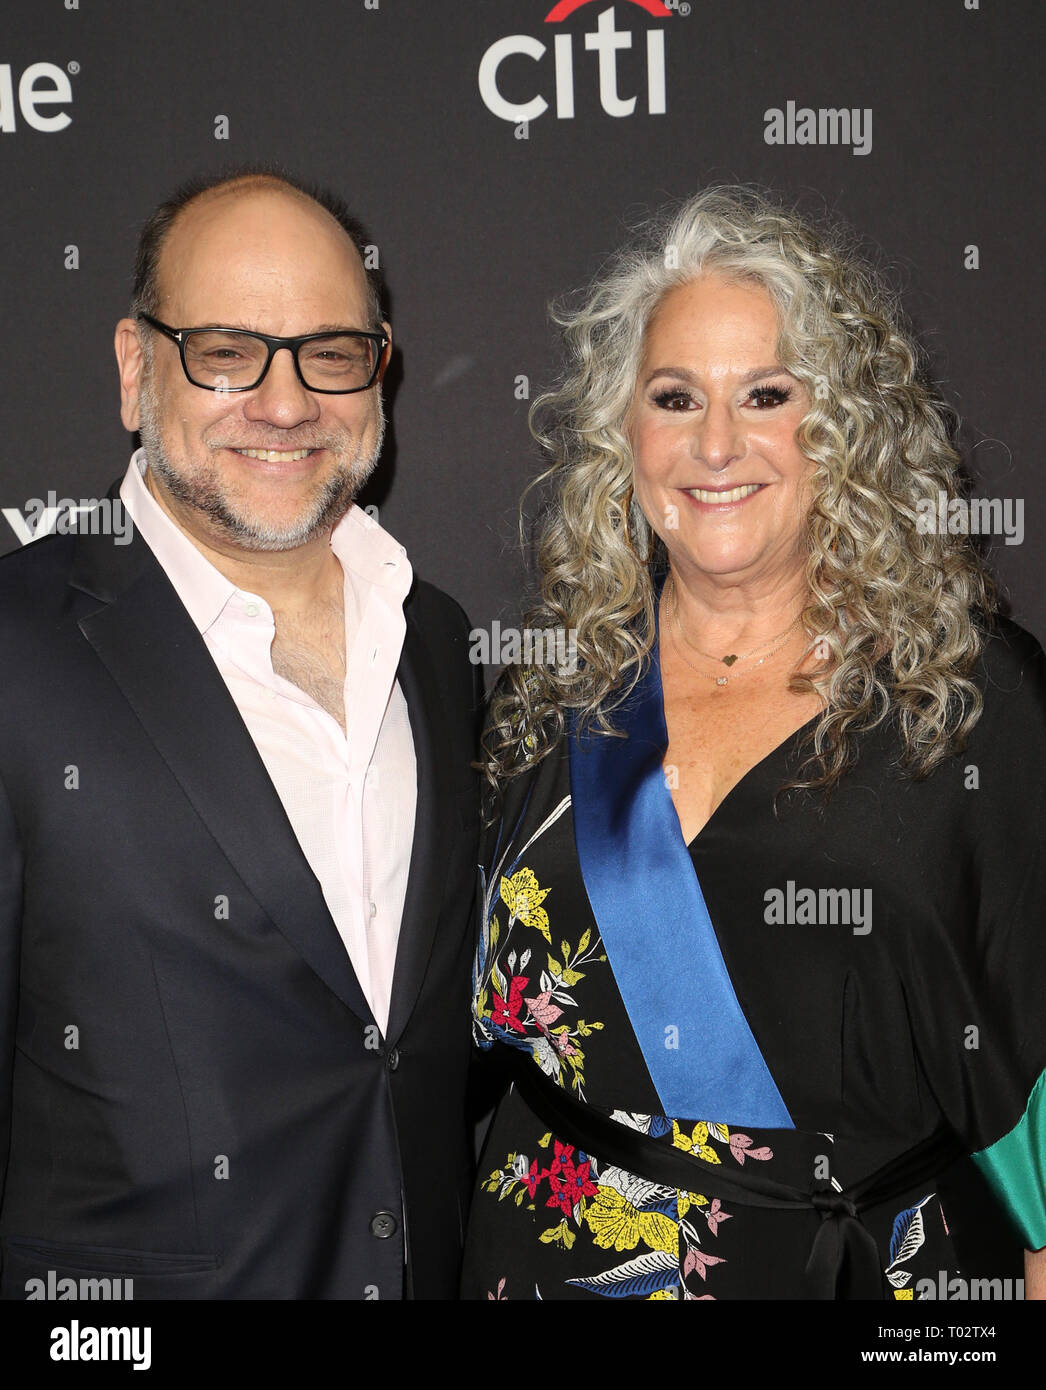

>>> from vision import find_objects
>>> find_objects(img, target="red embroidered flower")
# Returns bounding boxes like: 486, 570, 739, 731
491, 975, 530, 1034
524, 1157, 546, 1199
545, 1140, 598, 1216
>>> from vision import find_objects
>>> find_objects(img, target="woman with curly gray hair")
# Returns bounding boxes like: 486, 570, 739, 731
465, 187, 1046, 1301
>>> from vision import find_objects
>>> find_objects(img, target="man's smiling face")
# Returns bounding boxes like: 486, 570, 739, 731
118, 180, 389, 554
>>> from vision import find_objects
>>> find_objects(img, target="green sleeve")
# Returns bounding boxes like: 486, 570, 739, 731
971, 1068, 1046, 1251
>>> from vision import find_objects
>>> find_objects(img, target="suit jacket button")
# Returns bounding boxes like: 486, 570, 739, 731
370, 1211, 398, 1240
386, 1047, 400, 1071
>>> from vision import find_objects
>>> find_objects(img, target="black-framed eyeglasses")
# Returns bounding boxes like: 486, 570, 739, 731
138, 313, 388, 394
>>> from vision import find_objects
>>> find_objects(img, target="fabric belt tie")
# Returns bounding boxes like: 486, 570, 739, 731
806, 1191, 881, 1299
506, 1051, 962, 1300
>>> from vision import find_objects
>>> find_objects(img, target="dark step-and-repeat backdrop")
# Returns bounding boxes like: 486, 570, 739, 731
2, 1, 1041, 638
1, 0, 1042, 1331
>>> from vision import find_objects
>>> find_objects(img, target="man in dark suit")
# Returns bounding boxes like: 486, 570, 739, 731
0, 170, 480, 1299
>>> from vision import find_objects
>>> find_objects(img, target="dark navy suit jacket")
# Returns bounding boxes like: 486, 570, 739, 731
0, 496, 480, 1299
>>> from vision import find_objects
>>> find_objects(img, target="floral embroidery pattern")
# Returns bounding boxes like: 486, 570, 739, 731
473, 792, 776, 1299
884, 1193, 934, 1298
482, 1130, 741, 1299
474, 798, 606, 1096
671, 1120, 773, 1166
499, 867, 551, 941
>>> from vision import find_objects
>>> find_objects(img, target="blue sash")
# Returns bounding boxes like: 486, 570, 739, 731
568, 642, 794, 1127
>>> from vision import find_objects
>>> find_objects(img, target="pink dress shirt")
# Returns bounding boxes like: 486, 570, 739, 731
120, 449, 416, 1034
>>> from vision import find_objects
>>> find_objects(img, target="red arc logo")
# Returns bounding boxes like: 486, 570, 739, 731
545, 0, 673, 20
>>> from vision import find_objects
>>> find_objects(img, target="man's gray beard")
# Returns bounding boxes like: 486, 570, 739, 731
137, 368, 384, 552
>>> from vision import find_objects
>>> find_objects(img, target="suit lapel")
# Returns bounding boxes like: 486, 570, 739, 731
71, 526, 375, 1026
385, 600, 453, 1045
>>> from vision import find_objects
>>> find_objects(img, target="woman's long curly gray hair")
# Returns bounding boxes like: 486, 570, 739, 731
482, 185, 995, 797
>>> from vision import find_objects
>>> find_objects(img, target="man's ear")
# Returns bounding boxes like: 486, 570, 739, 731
376, 321, 393, 383
114, 318, 147, 431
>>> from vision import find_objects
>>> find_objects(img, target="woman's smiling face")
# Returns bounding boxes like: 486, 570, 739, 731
629, 273, 813, 589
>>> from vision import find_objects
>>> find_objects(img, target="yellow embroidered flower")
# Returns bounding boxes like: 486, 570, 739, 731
500, 868, 552, 942
638, 1211, 679, 1255
583, 1185, 678, 1255
584, 1186, 640, 1252
538, 1219, 575, 1249
676, 1191, 708, 1218
671, 1121, 721, 1165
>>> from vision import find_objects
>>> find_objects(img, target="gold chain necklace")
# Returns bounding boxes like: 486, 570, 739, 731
667, 581, 803, 686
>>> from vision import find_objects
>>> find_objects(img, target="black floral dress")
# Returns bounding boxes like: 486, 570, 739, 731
463, 620, 1046, 1300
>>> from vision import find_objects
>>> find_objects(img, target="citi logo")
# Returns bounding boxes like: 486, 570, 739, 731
479, 1, 682, 126
0, 61, 76, 133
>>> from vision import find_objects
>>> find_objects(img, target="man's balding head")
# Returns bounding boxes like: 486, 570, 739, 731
130, 167, 382, 329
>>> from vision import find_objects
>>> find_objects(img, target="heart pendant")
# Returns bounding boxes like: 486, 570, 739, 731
721, 654, 738, 666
